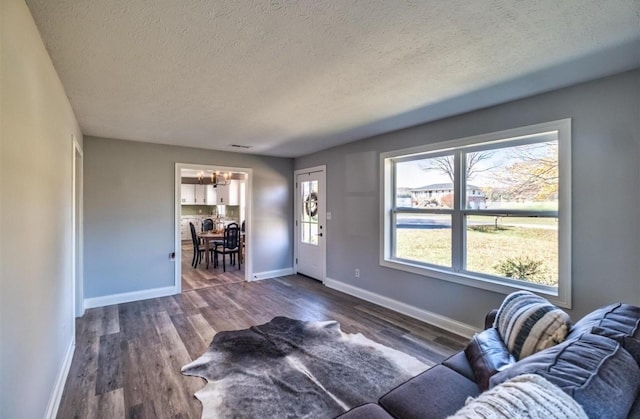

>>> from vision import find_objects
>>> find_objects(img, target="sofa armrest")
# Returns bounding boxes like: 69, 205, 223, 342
464, 327, 515, 390
485, 309, 498, 330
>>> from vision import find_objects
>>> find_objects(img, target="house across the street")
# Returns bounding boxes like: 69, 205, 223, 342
410, 183, 486, 209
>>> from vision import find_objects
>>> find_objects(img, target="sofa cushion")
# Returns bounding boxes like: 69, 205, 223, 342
464, 327, 516, 390
333, 403, 393, 419
379, 365, 480, 419
494, 290, 571, 359
448, 374, 587, 419
490, 333, 640, 419
441, 351, 475, 382
569, 303, 640, 365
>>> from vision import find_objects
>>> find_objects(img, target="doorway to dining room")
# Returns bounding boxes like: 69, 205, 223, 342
175, 163, 251, 293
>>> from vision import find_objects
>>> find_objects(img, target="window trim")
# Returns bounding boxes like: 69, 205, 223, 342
380, 119, 572, 308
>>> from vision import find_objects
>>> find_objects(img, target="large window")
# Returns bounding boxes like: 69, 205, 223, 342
381, 120, 571, 307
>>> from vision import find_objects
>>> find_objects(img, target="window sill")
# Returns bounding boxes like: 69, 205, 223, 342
380, 257, 570, 309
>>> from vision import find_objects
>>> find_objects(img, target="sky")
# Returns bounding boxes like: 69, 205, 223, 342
396, 140, 557, 190
396, 161, 449, 188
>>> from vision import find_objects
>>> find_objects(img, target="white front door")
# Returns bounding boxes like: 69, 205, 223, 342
295, 168, 326, 281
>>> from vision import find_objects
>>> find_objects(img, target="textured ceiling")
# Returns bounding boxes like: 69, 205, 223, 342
26, 0, 640, 158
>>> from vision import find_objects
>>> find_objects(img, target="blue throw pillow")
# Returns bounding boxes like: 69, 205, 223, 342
569, 303, 640, 365
490, 333, 640, 419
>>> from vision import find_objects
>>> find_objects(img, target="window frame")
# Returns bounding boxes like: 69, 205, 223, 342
380, 119, 572, 308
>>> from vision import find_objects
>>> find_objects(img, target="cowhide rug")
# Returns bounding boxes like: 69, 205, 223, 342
181, 316, 429, 419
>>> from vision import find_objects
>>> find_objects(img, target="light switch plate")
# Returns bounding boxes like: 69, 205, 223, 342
326, 212, 332, 220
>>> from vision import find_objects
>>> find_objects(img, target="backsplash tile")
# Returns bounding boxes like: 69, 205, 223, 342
181, 205, 240, 220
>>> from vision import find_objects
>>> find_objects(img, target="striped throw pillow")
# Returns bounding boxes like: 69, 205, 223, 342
494, 291, 571, 360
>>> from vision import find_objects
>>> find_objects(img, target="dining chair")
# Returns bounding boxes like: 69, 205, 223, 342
189, 222, 212, 268
202, 218, 214, 232
240, 220, 246, 265
214, 223, 240, 272
201, 218, 219, 248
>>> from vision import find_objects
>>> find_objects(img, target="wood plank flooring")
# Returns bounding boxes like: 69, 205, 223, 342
181, 243, 244, 291
57, 275, 468, 419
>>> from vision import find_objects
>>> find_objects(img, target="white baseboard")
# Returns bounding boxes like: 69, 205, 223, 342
45, 338, 75, 419
324, 277, 480, 339
251, 268, 294, 281
84, 285, 179, 309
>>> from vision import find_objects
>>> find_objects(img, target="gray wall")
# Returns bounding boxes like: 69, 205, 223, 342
295, 69, 640, 328
1, 0, 83, 417
83, 137, 293, 298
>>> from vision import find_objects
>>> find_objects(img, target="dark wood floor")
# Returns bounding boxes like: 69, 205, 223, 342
181, 242, 245, 291
57, 275, 468, 419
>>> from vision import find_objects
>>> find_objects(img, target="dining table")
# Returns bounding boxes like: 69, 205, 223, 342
197, 230, 224, 269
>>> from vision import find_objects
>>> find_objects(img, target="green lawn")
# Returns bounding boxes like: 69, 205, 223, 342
396, 225, 558, 287
467, 215, 558, 227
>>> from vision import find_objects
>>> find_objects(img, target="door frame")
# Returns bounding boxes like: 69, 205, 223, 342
71, 134, 84, 320
293, 165, 326, 282
174, 162, 253, 292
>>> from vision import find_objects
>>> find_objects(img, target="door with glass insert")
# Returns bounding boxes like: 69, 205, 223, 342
296, 169, 325, 281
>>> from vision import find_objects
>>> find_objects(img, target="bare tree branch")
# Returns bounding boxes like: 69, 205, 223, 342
496, 143, 558, 201
418, 152, 495, 183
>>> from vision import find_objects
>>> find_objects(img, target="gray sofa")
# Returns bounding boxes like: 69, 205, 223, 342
337, 303, 640, 419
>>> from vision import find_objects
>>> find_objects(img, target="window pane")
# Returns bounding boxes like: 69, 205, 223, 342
465, 215, 558, 287
301, 223, 318, 245
395, 214, 451, 267
301, 181, 309, 222
396, 155, 455, 208
464, 141, 558, 211
300, 179, 318, 244
309, 223, 318, 245
300, 181, 319, 222
301, 221, 310, 243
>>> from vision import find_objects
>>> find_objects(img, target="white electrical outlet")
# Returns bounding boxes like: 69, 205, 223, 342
355, 268, 360, 278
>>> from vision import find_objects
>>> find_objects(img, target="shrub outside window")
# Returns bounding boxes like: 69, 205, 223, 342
380, 120, 571, 307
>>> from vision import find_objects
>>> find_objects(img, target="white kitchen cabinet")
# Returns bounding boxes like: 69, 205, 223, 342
194, 184, 206, 204
180, 218, 191, 240
206, 185, 217, 205
181, 184, 209, 204
230, 179, 239, 205
181, 217, 195, 240
215, 185, 228, 205
181, 216, 210, 240
216, 180, 239, 205
181, 184, 195, 204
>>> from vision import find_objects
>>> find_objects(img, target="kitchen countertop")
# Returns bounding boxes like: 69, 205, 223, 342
181, 215, 239, 224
